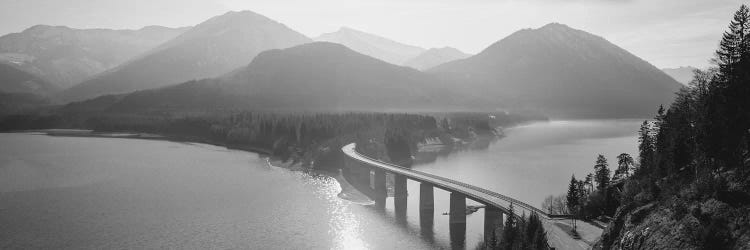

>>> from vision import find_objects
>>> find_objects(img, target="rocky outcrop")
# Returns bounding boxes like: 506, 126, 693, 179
597, 198, 750, 249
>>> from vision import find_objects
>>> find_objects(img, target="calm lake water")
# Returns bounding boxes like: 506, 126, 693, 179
0, 133, 433, 249
0, 119, 639, 249
413, 119, 640, 207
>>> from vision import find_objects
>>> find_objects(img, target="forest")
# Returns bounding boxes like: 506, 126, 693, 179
479, 206, 548, 250
0, 104, 539, 171
543, 5, 750, 249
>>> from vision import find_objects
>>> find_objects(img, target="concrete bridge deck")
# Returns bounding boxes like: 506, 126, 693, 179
342, 143, 596, 250
343, 143, 547, 217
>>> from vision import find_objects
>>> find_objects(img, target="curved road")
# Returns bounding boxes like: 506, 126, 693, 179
342, 143, 599, 250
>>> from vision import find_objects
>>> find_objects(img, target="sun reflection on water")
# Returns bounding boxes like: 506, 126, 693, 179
299, 172, 369, 250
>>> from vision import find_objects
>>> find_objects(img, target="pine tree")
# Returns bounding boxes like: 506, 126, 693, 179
655, 105, 666, 129
501, 204, 517, 249
638, 120, 654, 171
566, 175, 580, 215
594, 155, 610, 191
716, 5, 748, 79
706, 4, 750, 168
515, 212, 528, 250
527, 212, 548, 249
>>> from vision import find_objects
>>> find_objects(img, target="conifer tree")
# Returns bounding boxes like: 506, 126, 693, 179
594, 155, 611, 191
566, 175, 580, 215
501, 204, 517, 249
638, 120, 654, 171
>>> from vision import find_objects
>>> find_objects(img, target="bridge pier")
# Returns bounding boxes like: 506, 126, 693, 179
394, 174, 407, 198
373, 169, 387, 198
419, 182, 435, 242
449, 192, 466, 224
484, 205, 504, 245
342, 143, 551, 249
450, 192, 467, 250
394, 196, 407, 223
450, 223, 466, 250
419, 183, 434, 213
394, 174, 408, 222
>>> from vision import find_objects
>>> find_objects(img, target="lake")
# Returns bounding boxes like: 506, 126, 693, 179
0, 119, 640, 249
0, 133, 433, 249
413, 119, 640, 207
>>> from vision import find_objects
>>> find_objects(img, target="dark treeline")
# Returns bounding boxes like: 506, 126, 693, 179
478, 205, 548, 250
544, 6, 750, 249
565, 5, 750, 249
603, 6, 750, 248
1, 111, 440, 170
0, 107, 537, 171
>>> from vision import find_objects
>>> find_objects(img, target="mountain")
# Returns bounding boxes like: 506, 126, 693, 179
0, 91, 51, 115
0, 63, 58, 95
662, 66, 698, 85
314, 27, 425, 65
431, 23, 683, 118
404, 47, 471, 70
59, 10, 312, 103
0, 25, 188, 88
67, 42, 465, 113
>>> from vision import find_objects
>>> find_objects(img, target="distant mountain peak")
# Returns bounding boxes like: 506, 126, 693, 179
431, 23, 682, 118
662, 66, 699, 85
0, 24, 187, 89
314, 27, 425, 65
99, 41, 456, 112
539, 22, 571, 30
183, 10, 281, 33
59, 10, 311, 102
405, 47, 471, 70
20, 25, 69, 34
220, 10, 266, 19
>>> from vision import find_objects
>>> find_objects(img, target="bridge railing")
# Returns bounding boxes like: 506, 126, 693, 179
347, 143, 551, 219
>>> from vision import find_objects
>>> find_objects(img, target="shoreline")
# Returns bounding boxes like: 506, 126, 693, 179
5, 129, 274, 155
6, 129, 375, 205
6, 122, 514, 206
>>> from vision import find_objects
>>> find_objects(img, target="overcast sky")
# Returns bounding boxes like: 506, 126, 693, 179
0, 0, 745, 68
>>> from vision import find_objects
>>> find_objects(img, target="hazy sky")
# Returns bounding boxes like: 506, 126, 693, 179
0, 0, 745, 68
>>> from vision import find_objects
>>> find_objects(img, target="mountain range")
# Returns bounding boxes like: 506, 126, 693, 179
69, 42, 466, 113
59, 10, 311, 102
0, 25, 188, 88
431, 23, 682, 118
314, 27, 425, 65
0, 11, 683, 118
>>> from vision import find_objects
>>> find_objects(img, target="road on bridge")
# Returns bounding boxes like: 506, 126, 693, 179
342, 143, 601, 250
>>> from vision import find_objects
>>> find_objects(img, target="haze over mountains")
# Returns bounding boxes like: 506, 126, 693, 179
431, 23, 682, 118
0, 63, 59, 95
59, 10, 311, 102
70, 42, 464, 113
0, 10, 685, 118
314, 27, 425, 65
0, 25, 188, 88
405, 47, 471, 70
662, 66, 698, 85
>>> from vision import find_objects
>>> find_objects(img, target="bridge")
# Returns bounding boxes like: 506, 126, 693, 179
342, 143, 589, 250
